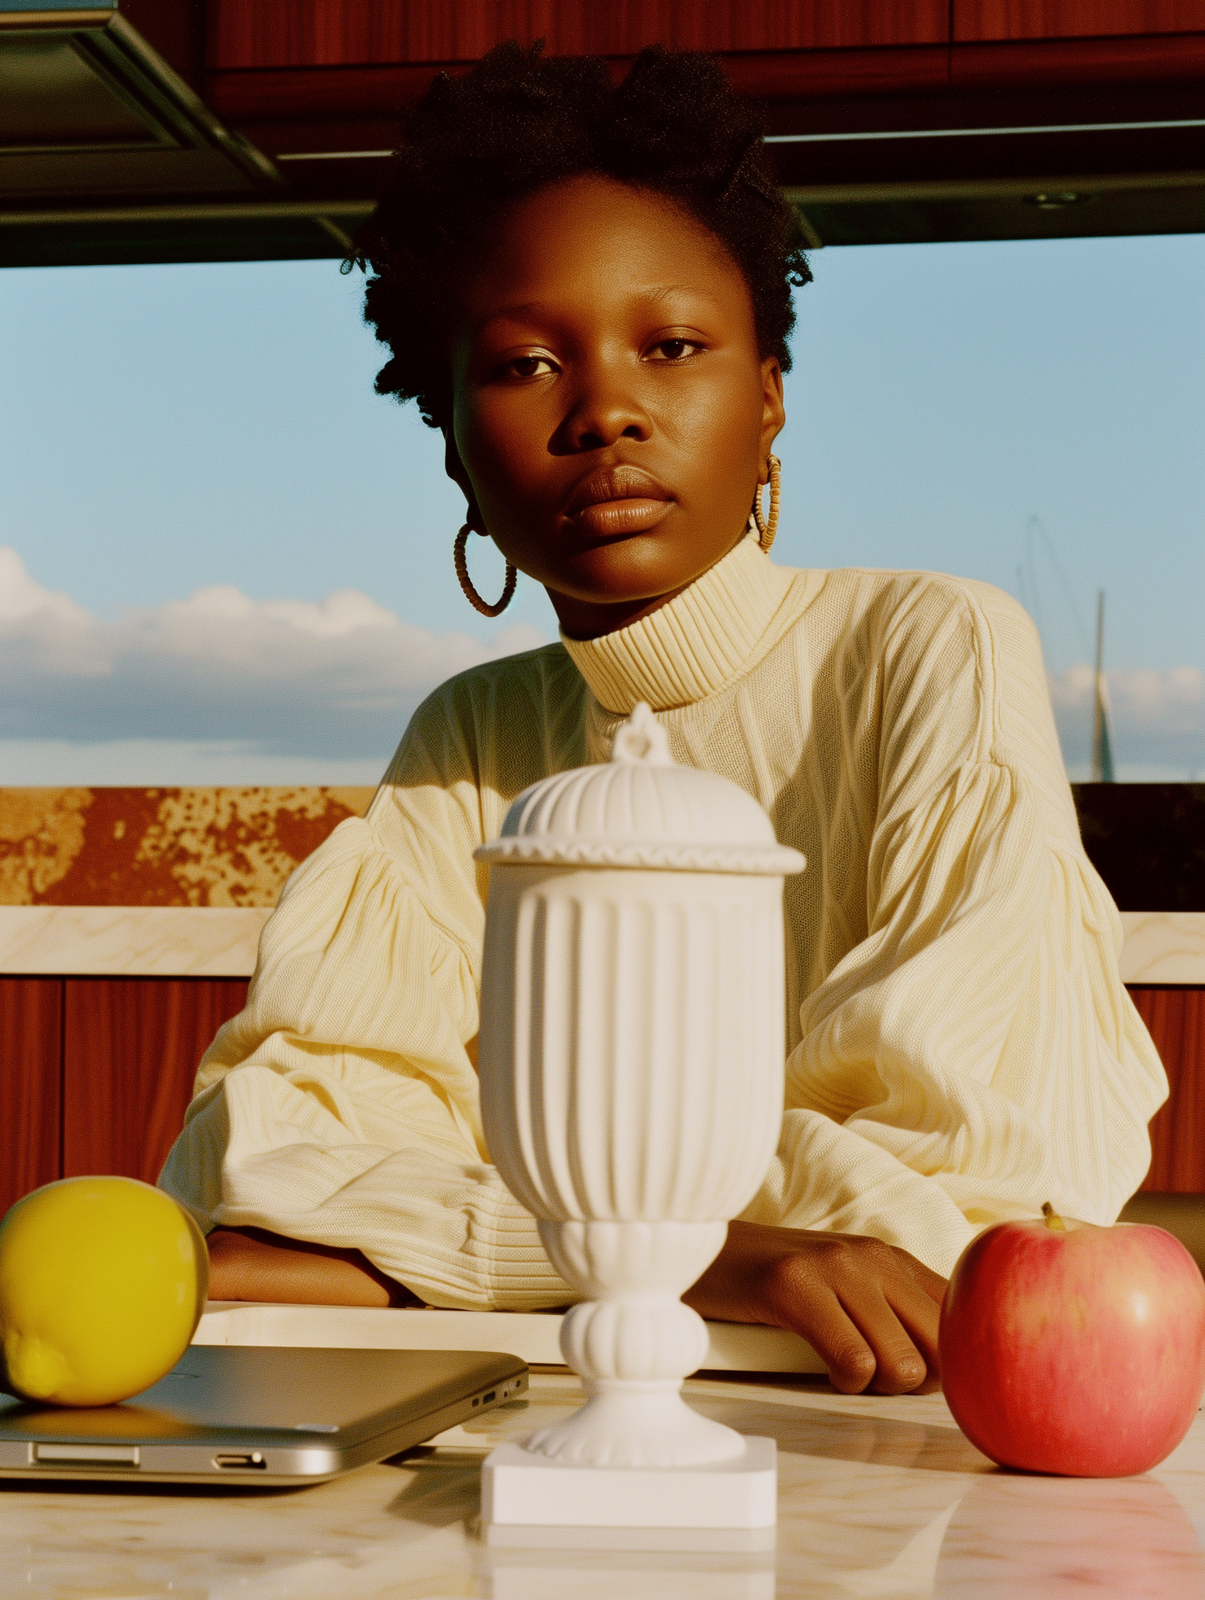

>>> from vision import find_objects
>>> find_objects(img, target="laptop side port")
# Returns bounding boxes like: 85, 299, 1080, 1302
34, 1443, 139, 1468
213, 1452, 267, 1470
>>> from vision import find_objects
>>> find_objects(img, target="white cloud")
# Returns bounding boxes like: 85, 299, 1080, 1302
5, 549, 1204, 780
1049, 663, 1205, 775
0, 739, 389, 786
0, 549, 545, 761
0, 547, 90, 625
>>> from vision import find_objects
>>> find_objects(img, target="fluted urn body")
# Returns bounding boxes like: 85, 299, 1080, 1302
475, 705, 804, 1468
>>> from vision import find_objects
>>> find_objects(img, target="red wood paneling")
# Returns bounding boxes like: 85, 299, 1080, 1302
955, 1, 1205, 41
3, 976, 1199, 1218
212, 48, 953, 130
63, 978, 248, 1187
1131, 987, 1205, 1192
207, 4, 1205, 157
120, 0, 208, 88
208, 0, 949, 71
951, 31, 1205, 87
0, 978, 62, 1218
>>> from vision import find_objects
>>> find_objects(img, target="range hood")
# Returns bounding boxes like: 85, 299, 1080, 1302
0, 0, 369, 265
3, 3, 1204, 265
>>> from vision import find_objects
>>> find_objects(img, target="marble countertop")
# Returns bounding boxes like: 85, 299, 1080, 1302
4, 906, 1205, 983
4, 1370, 1203, 1598
0, 904, 270, 977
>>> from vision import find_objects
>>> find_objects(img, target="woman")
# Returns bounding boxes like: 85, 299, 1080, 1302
160, 45, 1165, 1396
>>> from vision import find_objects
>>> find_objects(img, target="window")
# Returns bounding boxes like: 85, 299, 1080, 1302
3, 233, 1202, 782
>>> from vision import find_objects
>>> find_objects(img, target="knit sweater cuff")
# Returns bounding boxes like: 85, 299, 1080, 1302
464, 1174, 575, 1310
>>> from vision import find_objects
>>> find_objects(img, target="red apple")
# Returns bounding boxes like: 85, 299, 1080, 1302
940, 1204, 1205, 1476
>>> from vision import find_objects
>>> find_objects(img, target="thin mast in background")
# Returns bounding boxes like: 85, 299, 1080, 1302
1092, 589, 1115, 782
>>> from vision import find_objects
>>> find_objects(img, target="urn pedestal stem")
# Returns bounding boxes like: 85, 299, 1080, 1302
525, 1218, 742, 1467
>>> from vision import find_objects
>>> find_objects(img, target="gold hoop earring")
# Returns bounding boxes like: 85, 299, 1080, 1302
454, 524, 517, 617
751, 454, 781, 553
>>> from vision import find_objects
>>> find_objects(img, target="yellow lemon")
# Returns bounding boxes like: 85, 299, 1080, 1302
0, 1177, 208, 1407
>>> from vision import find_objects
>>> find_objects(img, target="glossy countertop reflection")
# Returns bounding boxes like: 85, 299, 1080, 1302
3, 1370, 1203, 1598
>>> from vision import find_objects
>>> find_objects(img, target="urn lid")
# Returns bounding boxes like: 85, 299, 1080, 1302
474, 703, 806, 876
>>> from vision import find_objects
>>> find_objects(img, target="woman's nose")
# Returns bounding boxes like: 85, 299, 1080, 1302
558, 369, 652, 453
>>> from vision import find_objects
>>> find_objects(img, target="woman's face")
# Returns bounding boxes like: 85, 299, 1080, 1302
447, 175, 785, 639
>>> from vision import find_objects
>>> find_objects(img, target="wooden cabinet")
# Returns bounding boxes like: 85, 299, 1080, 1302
953, 2, 1205, 40
62, 979, 249, 1186
207, 0, 1205, 70
0, 979, 62, 1218
2, 974, 1203, 1214
207, 2, 950, 70
1, 976, 247, 1214
1131, 987, 1205, 1192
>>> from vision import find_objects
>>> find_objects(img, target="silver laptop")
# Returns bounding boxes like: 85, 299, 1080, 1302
0, 1344, 528, 1485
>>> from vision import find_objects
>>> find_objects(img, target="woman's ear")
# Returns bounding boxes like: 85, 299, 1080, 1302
443, 430, 484, 532
758, 358, 786, 480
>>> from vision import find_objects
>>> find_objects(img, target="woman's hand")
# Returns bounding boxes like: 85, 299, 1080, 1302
206, 1226, 422, 1308
683, 1220, 946, 1395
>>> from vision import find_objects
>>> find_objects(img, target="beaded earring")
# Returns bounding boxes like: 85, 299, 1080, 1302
454, 524, 517, 617
751, 454, 781, 553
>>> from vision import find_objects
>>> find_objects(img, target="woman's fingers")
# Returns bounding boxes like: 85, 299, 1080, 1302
781, 1281, 926, 1395
883, 1272, 943, 1368
684, 1222, 950, 1395
765, 1235, 943, 1394
880, 1257, 945, 1392
788, 1284, 882, 1394
841, 1280, 941, 1395
897, 1250, 948, 1306
826, 1289, 924, 1394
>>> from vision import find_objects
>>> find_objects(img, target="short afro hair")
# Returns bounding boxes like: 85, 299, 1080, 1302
355, 42, 811, 430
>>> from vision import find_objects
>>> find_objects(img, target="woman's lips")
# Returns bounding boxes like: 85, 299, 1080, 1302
574, 497, 673, 536
564, 465, 674, 537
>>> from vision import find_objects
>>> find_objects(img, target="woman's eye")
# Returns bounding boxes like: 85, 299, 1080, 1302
649, 339, 702, 362
504, 355, 556, 379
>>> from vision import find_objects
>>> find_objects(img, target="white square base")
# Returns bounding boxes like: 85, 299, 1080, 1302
483, 1521, 776, 1553
483, 1546, 776, 1597
481, 1435, 776, 1544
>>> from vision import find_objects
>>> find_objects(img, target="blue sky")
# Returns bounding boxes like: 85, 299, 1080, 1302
2, 232, 1203, 782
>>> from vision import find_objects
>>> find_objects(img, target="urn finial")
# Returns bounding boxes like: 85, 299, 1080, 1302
475, 701, 804, 877
610, 701, 673, 766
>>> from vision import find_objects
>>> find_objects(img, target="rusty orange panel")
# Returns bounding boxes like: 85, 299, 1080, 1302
0, 787, 373, 908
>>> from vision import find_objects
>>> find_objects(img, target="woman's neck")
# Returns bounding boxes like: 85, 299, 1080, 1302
559, 531, 808, 715
549, 528, 748, 642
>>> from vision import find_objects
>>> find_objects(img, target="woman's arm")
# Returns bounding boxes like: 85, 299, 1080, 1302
160, 672, 579, 1315
206, 1226, 424, 1307
205, 1221, 943, 1395
734, 579, 1165, 1329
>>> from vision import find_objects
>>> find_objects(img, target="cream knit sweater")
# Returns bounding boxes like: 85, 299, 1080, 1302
160, 534, 1166, 1303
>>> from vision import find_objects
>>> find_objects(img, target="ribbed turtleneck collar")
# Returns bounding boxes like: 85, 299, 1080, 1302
560, 532, 804, 715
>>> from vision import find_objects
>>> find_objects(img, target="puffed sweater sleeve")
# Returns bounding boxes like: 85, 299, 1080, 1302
740, 576, 1168, 1279
157, 681, 573, 1311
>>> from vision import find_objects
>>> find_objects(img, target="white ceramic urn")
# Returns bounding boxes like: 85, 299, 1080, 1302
475, 704, 805, 1473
